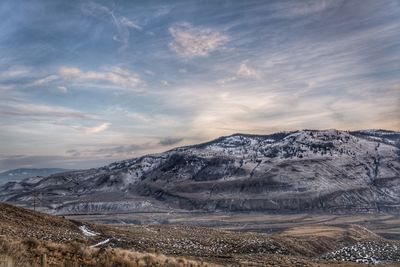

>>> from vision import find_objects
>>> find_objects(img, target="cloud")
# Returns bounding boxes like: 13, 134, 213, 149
58, 66, 143, 90
169, 23, 229, 58
237, 63, 260, 79
286, 0, 337, 16
65, 143, 152, 158
65, 137, 183, 159
128, 112, 154, 123
0, 66, 32, 80
128, 112, 179, 127
1, 68, 66, 93
65, 149, 80, 157
154, 6, 171, 18
216, 76, 237, 85
2, 64, 143, 95
59, 67, 80, 76
57, 86, 68, 93
84, 122, 111, 134
81, 1, 141, 48
119, 16, 142, 30
0, 154, 115, 171
93, 144, 147, 157
159, 85, 281, 138
29, 75, 59, 86
159, 137, 183, 146
0, 155, 26, 161
0, 101, 92, 120
0, 155, 69, 171
217, 62, 260, 85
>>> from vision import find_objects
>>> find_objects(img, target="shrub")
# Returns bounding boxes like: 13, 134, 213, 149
24, 238, 40, 249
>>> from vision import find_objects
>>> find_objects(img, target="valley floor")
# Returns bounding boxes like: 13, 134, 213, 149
66, 212, 400, 240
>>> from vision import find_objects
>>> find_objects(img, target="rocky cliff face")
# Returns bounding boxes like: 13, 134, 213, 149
1, 129, 399, 214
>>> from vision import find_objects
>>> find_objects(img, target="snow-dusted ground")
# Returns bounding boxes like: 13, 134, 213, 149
90, 238, 110, 248
79, 225, 112, 248
79, 225, 99, 237
58, 200, 154, 214
322, 241, 400, 265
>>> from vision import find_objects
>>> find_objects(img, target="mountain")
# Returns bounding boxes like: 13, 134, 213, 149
0, 168, 71, 184
0, 129, 399, 215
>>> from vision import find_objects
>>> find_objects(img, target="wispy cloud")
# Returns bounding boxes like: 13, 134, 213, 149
237, 63, 260, 79
57, 86, 68, 93
159, 137, 183, 146
0, 101, 92, 120
53, 121, 111, 135
84, 122, 111, 134
169, 23, 229, 58
1, 64, 143, 92
127, 112, 179, 127
217, 62, 260, 85
154, 6, 171, 18
29, 75, 59, 86
216, 76, 237, 85
0, 154, 115, 171
81, 1, 141, 48
0, 66, 32, 80
64, 136, 183, 159
65, 145, 138, 158
283, 0, 338, 16
0, 155, 71, 171
58, 66, 143, 90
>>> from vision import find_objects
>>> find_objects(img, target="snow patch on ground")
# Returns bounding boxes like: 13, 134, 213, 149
322, 241, 400, 265
79, 225, 99, 237
90, 238, 110, 248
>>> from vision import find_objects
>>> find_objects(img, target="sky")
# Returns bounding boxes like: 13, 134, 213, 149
0, 0, 399, 171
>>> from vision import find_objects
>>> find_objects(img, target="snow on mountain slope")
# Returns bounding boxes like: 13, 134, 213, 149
1, 130, 399, 214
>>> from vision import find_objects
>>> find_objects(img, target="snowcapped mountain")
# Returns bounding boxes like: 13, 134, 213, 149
1, 129, 399, 215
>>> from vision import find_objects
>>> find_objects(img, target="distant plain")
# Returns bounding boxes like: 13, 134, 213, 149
67, 212, 400, 240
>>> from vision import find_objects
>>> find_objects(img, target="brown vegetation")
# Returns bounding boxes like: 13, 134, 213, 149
0, 203, 399, 266
0, 236, 215, 267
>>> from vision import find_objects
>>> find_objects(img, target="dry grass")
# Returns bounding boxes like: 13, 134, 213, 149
0, 203, 84, 243
0, 236, 217, 267
278, 225, 347, 238
273, 225, 384, 258
1, 203, 399, 266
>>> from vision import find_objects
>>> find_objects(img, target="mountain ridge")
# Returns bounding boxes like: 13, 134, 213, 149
1, 129, 399, 215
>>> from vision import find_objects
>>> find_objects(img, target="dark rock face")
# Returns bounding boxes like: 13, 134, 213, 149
1, 129, 399, 215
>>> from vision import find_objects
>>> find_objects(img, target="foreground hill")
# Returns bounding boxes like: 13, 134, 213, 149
0, 203, 399, 266
0, 129, 399, 214
0, 203, 214, 267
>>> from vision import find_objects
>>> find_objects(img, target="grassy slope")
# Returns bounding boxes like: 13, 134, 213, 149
0, 203, 399, 266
